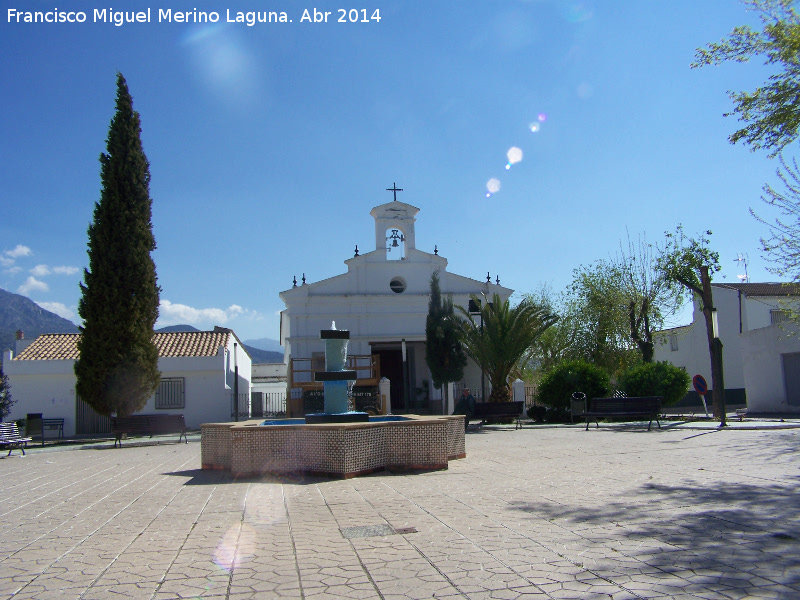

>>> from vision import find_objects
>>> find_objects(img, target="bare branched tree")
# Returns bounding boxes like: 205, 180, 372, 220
751, 153, 800, 286
615, 232, 684, 363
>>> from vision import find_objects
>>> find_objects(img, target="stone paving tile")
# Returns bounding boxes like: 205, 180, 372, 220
2, 428, 800, 599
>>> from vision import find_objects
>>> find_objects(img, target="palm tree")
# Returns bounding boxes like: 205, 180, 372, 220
458, 294, 558, 402
457, 294, 558, 403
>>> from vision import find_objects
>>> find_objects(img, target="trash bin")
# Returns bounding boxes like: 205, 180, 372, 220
26, 413, 43, 439
570, 393, 586, 424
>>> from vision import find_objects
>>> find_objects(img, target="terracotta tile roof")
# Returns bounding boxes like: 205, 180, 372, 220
713, 282, 800, 297
13, 331, 232, 361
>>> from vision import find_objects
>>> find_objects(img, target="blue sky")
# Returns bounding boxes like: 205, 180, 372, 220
0, 0, 790, 342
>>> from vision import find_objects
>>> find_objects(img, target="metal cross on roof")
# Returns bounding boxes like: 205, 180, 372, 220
386, 182, 403, 201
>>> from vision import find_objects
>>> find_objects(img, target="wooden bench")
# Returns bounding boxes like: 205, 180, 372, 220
472, 401, 525, 430
27, 417, 65, 445
111, 414, 187, 447
577, 396, 662, 431
0, 422, 33, 456
42, 418, 64, 438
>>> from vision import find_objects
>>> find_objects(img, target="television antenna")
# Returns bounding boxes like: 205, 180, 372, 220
734, 253, 749, 283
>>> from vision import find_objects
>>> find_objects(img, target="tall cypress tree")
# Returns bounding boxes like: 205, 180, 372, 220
425, 272, 467, 413
75, 73, 160, 417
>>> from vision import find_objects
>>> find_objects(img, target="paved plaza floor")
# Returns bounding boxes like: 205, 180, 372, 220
1, 423, 799, 599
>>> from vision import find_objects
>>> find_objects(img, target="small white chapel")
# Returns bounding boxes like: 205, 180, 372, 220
279, 188, 513, 415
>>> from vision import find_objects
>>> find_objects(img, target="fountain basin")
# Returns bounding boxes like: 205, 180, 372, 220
304, 411, 369, 424
201, 414, 466, 479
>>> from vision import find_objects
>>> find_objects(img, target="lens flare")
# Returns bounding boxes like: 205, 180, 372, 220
529, 122, 541, 133
486, 178, 501, 195
506, 147, 523, 165
538, 113, 547, 122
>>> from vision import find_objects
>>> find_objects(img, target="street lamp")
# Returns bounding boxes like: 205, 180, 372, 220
468, 299, 486, 402
401, 339, 409, 411
233, 342, 239, 422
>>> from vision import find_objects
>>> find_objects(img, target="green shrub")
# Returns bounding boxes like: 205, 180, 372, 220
527, 404, 571, 424
536, 360, 610, 410
527, 405, 546, 422
619, 361, 690, 406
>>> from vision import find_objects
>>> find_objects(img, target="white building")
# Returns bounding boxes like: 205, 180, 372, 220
279, 197, 513, 415
654, 282, 800, 413
250, 363, 288, 417
4, 328, 251, 436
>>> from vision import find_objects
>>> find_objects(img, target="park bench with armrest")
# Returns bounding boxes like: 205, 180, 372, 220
111, 414, 187, 447
0, 422, 32, 456
575, 396, 662, 431
472, 401, 525, 430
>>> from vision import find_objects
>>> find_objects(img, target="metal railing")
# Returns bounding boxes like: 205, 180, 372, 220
232, 392, 289, 420
249, 391, 287, 418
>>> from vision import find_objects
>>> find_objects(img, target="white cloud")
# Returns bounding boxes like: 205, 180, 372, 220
53, 266, 80, 276
29, 264, 79, 277
5, 245, 32, 259
17, 276, 49, 295
1, 245, 33, 269
157, 300, 259, 328
30, 264, 51, 277
36, 301, 75, 320
3, 266, 22, 275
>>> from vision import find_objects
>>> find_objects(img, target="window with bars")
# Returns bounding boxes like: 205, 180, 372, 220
669, 333, 679, 351
771, 309, 791, 324
155, 377, 185, 409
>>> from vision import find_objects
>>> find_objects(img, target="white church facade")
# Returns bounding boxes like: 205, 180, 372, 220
279, 195, 513, 416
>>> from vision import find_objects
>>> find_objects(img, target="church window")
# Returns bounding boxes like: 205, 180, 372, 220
390, 277, 406, 294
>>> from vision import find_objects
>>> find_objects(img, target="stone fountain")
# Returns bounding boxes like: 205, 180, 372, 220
200, 324, 466, 478
305, 322, 368, 424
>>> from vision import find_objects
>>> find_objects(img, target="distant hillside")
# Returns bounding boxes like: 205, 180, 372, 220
0, 288, 79, 355
243, 337, 283, 353
156, 324, 201, 333
246, 348, 284, 364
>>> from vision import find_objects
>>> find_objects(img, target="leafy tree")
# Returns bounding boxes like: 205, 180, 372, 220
522, 272, 637, 380
614, 233, 684, 363
0, 369, 13, 421
567, 262, 640, 375
425, 272, 467, 414
457, 294, 557, 403
695, 1, 800, 314
536, 360, 610, 411
520, 285, 577, 378
75, 73, 161, 417
657, 225, 726, 423
692, 0, 800, 156
619, 362, 691, 407
751, 154, 800, 288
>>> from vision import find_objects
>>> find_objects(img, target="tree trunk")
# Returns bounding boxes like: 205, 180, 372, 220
700, 267, 726, 426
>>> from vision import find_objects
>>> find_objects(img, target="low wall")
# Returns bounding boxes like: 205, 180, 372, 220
201, 415, 465, 478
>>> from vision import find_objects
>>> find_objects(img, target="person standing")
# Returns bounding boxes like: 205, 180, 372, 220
453, 387, 476, 432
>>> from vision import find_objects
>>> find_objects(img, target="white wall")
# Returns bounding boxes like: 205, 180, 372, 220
7, 368, 79, 434
654, 285, 800, 410
5, 336, 252, 435
741, 324, 800, 413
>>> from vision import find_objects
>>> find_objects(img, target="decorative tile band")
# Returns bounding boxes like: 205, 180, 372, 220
201, 415, 465, 478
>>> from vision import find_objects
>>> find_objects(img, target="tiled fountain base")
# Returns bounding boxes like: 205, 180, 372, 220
201, 415, 466, 478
